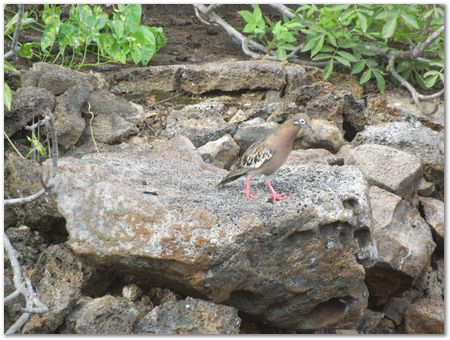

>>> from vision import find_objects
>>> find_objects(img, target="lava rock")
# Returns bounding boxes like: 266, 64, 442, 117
346, 144, 422, 199
133, 297, 241, 334
404, 298, 444, 334
74, 295, 139, 334
164, 101, 236, 147
418, 197, 444, 251
5, 86, 56, 135
44, 135, 376, 331
197, 134, 240, 169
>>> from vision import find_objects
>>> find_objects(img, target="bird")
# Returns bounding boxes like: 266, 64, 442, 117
218, 112, 312, 203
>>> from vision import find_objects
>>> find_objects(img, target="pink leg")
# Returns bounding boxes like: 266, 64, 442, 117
266, 181, 286, 204
240, 177, 259, 200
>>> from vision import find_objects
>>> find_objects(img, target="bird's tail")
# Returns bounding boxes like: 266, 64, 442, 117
217, 168, 249, 187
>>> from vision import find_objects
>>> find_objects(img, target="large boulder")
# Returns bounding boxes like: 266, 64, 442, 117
365, 186, 435, 308
345, 144, 422, 199
44, 136, 377, 331
353, 122, 444, 198
21, 62, 105, 96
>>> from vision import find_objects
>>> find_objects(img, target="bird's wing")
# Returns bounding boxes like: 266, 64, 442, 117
239, 139, 275, 170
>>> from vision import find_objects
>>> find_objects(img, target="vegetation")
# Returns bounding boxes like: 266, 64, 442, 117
238, 4, 444, 93
4, 4, 167, 67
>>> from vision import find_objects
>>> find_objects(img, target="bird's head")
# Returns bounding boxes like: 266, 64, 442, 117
288, 113, 312, 131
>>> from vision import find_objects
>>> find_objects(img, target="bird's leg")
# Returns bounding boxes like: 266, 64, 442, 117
240, 177, 259, 200
266, 181, 285, 204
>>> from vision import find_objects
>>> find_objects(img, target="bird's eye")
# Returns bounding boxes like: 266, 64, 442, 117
299, 118, 306, 125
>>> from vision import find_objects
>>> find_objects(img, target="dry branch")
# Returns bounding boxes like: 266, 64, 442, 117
4, 234, 48, 334
5, 4, 24, 60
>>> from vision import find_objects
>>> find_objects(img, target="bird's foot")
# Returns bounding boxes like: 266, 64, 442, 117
268, 191, 286, 204
266, 181, 285, 204
240, 189, 259, 200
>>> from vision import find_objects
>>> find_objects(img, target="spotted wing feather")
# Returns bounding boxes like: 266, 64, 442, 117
240, 142, 274, 169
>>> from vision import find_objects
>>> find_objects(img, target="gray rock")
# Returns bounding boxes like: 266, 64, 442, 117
4, 153, 62, 231
59, 296, 93, 334
417, 178, 435, 197
44, 135, 377, 331
383, 297, 411, 326
346, 144, 422, 199
5, 86, 55, 135
163, 101, 236, 147
404, 298, 444, 334
75, 295, 139, 334
21, 62, 103, 96
419, 197, 444, 250
134, 297, 241, 334
88, 90, 146, 124
296, 119, 345, 153
284, 64, 323, 96
356, 309, 384, 334
366, 186, 435, 307
149, 287, 178, 306
286, 148, 342, 167
179, 61, 286, 94
122, 284, 143, 302
305, 93, 344, 129
82, 110, 138, 144
109, 65, 181, 94
197, 134, 240, 169
353, 122, 444, 198
414, 258, 444, 300
54, 80, 94, 150
22, 245, 94, 334
342, 93, 368, 133
233, 117, 278, 153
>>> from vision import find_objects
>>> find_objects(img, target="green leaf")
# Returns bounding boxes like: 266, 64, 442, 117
108, 20, 125, 38
312, 53, 333, 61
119, 4, 142, 33
310, 35, 324, 57
4, 82, 12, 111
357, 12, 368, 32
238, 10, 254, 24
301, 35, 320, 52
41, 22, 59, 52
359, 69, 372, 84
335, 55, 351, 67
424, 74, 439, 88
323, 60, 334, 79
337, 50, 357, 62
400, 13, 419, 29
351, 61, 365, 74
373, 69, 386, 92
327, 34, 337, 47
17, 42, 36, 58
382, 16, 397, 39
4, 60, 17, 73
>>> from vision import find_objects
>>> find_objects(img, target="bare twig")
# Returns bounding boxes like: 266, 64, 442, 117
4, 234, 48, 334
25, 116, 50, 131
86, 102, 100, 154
4, 187, 49, 206
269, 4, 295, 19
194, 6, 210, 26
5, 4, 24, 60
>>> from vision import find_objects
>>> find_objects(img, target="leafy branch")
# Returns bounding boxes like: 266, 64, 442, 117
193, 4, 444, 113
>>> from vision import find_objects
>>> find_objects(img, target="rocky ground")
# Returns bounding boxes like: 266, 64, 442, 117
4, 5, 444, 335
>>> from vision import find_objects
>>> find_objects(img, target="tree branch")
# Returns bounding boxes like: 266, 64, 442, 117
4, 234, 48, 335
5, 4, 24, 60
